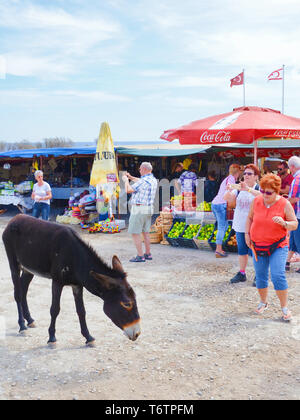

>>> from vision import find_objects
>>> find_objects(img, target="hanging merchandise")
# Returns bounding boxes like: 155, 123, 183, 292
48, 158, 57, 171
207, 154, 222, 177
32, 158, 39, 171
183, 158, 192, 170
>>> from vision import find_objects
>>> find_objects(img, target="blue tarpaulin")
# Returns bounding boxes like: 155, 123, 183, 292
0, 145, 209, 159
0, 147, 96, 158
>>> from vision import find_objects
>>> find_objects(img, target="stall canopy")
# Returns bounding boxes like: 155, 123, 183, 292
0, 147, 96, 159
160, 106, 300, 145
0, 144, 209, 159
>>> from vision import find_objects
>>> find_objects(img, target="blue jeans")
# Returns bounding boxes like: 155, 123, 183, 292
211, 203, 228, 245
289, 220, 300, 252
236, 231, 252, 256
32, 202, 50, 221
252, 246, 289, 291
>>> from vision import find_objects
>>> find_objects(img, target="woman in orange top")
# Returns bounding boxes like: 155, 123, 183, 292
245, 174, 298, 321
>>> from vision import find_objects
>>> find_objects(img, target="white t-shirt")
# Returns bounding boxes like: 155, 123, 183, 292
232, 184, 258, 233
33, 182, 51, 205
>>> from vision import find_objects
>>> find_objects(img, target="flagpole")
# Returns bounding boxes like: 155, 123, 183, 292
282, 64, 285, 114
243, 68, 245, 106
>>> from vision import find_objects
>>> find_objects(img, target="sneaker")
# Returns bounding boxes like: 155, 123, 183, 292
230, 271, 247, 284
144, 253, 153, 260
285, 262, 290, 272
129, 255, 145, 263
255, 302, 268, 314
282, 308, 292, 322
252, 277, 256, 287
215, 251, 228, 258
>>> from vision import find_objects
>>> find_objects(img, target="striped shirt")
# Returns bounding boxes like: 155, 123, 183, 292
131, 173, 158, 206
289, 169, 300, 218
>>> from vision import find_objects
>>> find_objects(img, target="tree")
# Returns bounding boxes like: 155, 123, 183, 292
43, 137, 74, 148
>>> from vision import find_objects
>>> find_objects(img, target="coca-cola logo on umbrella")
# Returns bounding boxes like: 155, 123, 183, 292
200, 131, 231, 144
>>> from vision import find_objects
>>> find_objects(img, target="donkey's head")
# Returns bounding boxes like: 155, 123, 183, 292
90, 255, 141, 341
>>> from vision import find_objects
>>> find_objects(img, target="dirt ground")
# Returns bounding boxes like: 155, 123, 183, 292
0, 212, 299, 401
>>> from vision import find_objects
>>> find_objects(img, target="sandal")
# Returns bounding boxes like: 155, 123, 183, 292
215, 251, 228, 258
255, 302, 269, 314
129, 255, 145, 263
282, 308, 292, 322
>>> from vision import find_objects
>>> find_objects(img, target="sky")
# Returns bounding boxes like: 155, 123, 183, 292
1, 0, 300, 144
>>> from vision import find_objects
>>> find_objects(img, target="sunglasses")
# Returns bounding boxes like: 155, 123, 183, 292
260, 189, 275, 196
244, 172, 254, 176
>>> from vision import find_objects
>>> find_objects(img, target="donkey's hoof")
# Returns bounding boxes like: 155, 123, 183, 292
28, 322, 36, 329
86, 340, 96, 348
47, 341, 57, 349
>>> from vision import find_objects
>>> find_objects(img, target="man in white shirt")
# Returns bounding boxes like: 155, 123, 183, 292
123, 162, 158, 262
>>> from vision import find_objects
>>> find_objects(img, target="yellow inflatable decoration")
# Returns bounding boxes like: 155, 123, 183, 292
90, 122, 120, 212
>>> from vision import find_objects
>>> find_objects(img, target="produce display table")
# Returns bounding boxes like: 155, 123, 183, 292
51, 187, 89, 200
0, 194, 33, 212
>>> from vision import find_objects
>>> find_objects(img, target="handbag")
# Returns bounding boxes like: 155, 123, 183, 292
225, 176, 236, 220
252, 236, 286, 257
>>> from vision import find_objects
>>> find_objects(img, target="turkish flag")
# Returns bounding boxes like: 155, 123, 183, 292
230, 71, 244, 87
268, 68, 283, 81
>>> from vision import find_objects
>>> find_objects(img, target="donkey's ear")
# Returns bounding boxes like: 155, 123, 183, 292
112, 255, 125, 273
90, 271, 120, 290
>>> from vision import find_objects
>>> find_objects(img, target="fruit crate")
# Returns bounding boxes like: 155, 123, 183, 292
165, 218, 186, 247
224, 232, 238, 253
193, 223, 215, 250
177, 224, 202, 249
208, 221, 234, 252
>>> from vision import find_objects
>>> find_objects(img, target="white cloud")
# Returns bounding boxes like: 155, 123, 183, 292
0, 89, 131, 105
0, 1, 127, 78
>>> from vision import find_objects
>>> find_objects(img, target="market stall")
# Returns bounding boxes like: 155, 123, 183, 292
0, 147, 96, 210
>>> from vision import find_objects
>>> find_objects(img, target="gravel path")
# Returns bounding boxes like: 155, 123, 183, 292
0, 214, 299, 400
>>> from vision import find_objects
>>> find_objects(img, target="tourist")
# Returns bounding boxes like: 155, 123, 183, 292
285, 156, 300, 273
123, 162, 158, 262
245, 173, 298, 321
211, 163, 241, 258
224, 164, 260, 284
204, 171, 218, 203
277, 161, 294, 196
31, 170, 52, 221
170, 162, 184, 194
177, 163, 198, 210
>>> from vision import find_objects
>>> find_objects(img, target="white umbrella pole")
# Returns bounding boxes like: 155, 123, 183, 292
254, 138, 258, 166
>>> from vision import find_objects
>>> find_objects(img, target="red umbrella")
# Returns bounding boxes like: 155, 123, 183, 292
161, 106, 300, 164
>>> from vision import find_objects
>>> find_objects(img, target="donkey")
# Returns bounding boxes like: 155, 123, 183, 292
2, 214, 141, 347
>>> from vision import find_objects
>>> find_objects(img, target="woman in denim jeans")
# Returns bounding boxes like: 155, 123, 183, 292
211, 164, 241, 258
245, 174, 298, 321
31, 170, 52, 221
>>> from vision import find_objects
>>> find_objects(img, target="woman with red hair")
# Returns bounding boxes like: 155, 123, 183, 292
245, 174, 298, 321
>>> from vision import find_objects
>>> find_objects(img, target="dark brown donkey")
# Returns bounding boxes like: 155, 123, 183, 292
2, 214, 141, 347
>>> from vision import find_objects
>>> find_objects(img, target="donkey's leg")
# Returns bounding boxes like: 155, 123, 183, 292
20, 271, 35, 327
48, 280, 63, 347
9, 261, 27, 334
72, 286, 95, 346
